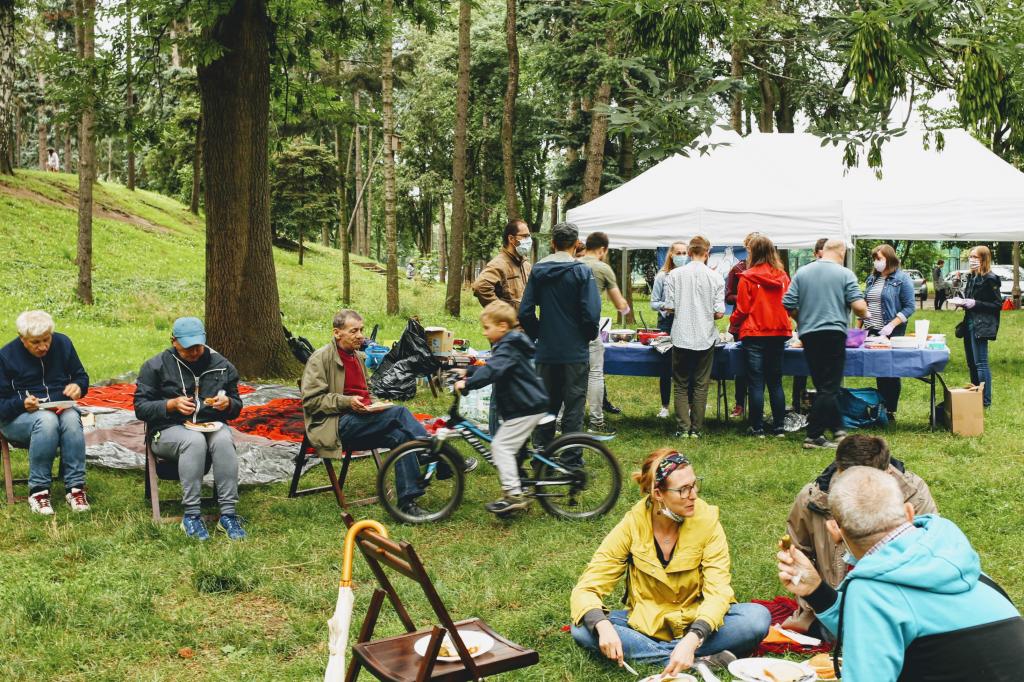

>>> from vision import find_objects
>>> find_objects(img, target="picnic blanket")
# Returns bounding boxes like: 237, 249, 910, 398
752, 596, 832, 656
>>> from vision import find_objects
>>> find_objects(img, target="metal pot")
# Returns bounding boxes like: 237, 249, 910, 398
608, 329, 636, 343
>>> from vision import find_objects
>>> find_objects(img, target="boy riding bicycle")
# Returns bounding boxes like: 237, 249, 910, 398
455, 301, 549, 515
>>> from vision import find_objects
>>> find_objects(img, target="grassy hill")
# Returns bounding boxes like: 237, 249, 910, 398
1, 171, 1022, 680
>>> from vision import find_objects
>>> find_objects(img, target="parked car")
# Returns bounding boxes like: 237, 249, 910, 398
945, 268, 1015, 301
904, 269, 927, 301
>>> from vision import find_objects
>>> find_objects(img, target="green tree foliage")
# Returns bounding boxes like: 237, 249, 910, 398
270, 138, 339, 253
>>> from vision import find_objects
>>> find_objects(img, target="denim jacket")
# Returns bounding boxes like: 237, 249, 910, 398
864, 269, 916, 334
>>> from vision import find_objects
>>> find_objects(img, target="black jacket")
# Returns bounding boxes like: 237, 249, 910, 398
963, 272, 1001, 340
134, 347, 243, 432
518, 253, 601, 364
0, 333, 90, 424
464, 331, 549, 420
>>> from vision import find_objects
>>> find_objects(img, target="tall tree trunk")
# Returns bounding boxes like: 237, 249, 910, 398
756, 57, 775, 133
36, 73, 47, 171
581, 79, 611, 202
730, 41, 744, 133
366, 125, 374, 258
382, 0, 399, 314
14, 103, 22, 169
337, 123, 351, 303
64, 125, 73, 173
549, 193, 558, 233
446, 0, 470, 317
353, 92, 365, 257
170, 20, 181, 68
75, 0, 96, 305
0, 0, 15, 175
125, 0, 135, 189
106, 137, 112, 178
190, 114, 202, 214
438, 200, 447, 283
197, 0, 298, 378
500, 0, 519, 219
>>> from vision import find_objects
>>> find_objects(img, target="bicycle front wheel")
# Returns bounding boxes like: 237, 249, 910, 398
376, 440, 465, 524
533, 434, 621, 520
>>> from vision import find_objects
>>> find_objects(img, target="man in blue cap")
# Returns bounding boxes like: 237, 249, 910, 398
134, 317, 247, 540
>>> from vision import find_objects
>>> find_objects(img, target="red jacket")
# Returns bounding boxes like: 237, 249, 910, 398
731, 264, 793, 339
725, 260, 747, 336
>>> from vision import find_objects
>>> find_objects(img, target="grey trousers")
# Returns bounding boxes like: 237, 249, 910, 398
586, 338, 606, 425
673, 345, 715, 432
151, 425, 239, 516
491, 412, 548, 495
535, 362, 588, 447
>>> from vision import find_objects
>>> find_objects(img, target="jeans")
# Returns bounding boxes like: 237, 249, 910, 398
0, 408, 86, 493
535, 362, 588, 447
734, 376, 747, 411
744, 337, 787, 431
571, 603, 771, 668
151, 425, 238, 516
587, 338, 606, 424
338, 406, 426, 506
964, 318, 992, 407
658, 314, 674, 408
800, 331, 847, 439
672, 346, 715, 432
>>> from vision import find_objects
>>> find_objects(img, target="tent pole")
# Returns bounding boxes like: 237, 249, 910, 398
1013, 241, 1021, 309
620, 249, 629, 326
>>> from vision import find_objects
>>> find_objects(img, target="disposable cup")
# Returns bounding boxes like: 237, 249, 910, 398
914, 319, 930, 347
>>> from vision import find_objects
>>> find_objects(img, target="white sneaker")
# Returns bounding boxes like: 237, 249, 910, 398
29, 490, 55, 516
66, 487, 91, 512
657, 407, 670, 419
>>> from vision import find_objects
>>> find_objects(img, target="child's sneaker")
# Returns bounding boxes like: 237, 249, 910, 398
28, 490, 54, 516
65, 487, 91, 512
181, 514, 210, 541
218, 515, 248, 541
485, 493, 530, 515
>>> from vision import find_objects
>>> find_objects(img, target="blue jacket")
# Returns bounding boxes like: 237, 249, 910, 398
864, 269, 916, 335
134, 347, 243, 432
807, 515, 1023, 681
0, 333, 90, 424
464, 331, 548, 420
519, 252, 601, 364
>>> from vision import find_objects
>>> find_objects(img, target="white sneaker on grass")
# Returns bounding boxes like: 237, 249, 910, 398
66, 487, 91, 512
29, 490, 55, 516
657, 407, 670, 419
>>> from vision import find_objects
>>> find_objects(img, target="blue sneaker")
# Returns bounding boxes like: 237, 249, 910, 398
181, 514, 210, 541
218, 515, 248, 541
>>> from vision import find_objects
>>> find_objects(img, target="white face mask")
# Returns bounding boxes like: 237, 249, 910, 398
969, 256, 980, 271
660, 506, 687, 523
874, 259, 886, 273
515, 237, 532, 256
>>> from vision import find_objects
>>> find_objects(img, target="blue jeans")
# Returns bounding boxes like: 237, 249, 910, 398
744, 337, 787, 431
0, 408, 87, 493
571, 603, 771, 668
338, 406, 425, 506
964, 318, 992, 407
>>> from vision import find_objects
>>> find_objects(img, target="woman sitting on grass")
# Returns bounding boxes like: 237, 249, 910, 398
570, 448, 770, 677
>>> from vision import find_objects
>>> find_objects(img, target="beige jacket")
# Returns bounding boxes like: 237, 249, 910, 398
783, 463, 938, 632
472, 247, 531, 311
300, 342, 366, 459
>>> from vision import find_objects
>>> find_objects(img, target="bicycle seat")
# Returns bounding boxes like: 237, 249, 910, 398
537, 415, 556, 425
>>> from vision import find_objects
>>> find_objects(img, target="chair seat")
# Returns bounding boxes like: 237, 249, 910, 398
352, 618, 538, 682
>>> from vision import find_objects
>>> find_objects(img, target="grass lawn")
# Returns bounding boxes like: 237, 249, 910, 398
2, 171, 1023, 680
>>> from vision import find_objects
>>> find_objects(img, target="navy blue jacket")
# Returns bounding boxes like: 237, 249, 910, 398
519, 253, 601, 364
464, 331, 548, 420
963, 272, 1002, 340
864, 268, 916, 335
0, 333, 90, 424
134, 347, 243, 432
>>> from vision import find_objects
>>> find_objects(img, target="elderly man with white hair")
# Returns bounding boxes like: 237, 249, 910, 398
778, 466, 1024, 681
0, 310, 91, 514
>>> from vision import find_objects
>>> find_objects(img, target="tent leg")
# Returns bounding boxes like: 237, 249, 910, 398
619, 249, 629, 327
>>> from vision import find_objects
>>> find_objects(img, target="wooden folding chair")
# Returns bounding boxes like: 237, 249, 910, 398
341, 512, 539, 681
288, 435, 383, 509
2, 433, 66, 505
144, 433, 217, 523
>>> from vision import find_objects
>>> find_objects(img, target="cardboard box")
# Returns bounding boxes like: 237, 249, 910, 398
425, 326, 453, 356
944, 382, 984, 436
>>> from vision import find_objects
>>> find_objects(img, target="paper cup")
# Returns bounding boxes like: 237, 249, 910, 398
914, 319, 930, 347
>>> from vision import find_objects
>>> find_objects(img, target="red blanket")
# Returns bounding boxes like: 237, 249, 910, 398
752, 596, 832, 656
79, 382, 255, 411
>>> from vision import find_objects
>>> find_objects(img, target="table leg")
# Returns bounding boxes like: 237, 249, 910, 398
929, 372, 937, 431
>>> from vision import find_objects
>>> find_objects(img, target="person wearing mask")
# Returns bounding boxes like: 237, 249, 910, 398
724, 233, 759, 420
730, 235, 791, 437
472, 219, 533, 312
949, 245, 1001, 407
932, 259, 948, 310
579, 232, 631, 435
782, 239, 869, 449
650, 241, 688, 419
862, 244, 916, 419
664, 236, 725, 439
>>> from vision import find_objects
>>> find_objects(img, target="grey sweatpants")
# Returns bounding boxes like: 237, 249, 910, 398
151, 425, 239, 516
586, 338, 606, 425
491, 412, 548, 495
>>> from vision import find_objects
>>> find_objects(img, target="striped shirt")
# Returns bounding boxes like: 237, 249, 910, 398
866, 277, 885, 331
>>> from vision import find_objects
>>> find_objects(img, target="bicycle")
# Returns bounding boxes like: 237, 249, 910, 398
375, 392, 622, 524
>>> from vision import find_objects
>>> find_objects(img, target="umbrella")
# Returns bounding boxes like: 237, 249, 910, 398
324, 519, 389, 682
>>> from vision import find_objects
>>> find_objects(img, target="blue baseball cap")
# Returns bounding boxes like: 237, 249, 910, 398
172, 317, 206, 348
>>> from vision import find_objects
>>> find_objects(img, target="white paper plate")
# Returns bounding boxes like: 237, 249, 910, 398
728, 657, 816, 682
364, 401, 394, 413
183, 421, 223, 433
639, 674, 698, 682
38, 400, 77, 410
413, 630, 494, 662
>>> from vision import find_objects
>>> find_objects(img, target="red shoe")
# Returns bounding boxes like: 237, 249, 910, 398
729, 405, 745, 418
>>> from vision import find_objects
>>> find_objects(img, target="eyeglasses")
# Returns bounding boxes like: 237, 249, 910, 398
664, 477, 702, 498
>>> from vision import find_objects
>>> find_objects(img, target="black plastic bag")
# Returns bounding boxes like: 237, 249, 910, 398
368, 318, 438, 399
368, 357, 419, 400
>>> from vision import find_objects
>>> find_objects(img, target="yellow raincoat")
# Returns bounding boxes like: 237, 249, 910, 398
570, 496, 735, 641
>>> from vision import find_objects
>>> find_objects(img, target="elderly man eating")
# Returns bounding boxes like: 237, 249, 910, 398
0, 310, 91, 514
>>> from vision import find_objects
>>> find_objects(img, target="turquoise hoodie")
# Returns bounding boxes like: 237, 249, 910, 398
814, 515, 1020, 681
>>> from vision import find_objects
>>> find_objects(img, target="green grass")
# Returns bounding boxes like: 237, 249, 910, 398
1, 171, 1023, 680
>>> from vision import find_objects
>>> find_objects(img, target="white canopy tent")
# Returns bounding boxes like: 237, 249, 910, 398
567, 129, 1024, 249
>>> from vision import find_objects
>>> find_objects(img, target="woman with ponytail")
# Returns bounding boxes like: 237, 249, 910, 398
570, 448, 770, 676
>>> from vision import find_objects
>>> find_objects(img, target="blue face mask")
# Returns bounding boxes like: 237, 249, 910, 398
672, 255, 687, 267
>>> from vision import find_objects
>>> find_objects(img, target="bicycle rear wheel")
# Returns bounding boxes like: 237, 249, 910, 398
377, 440, 465, 524
532, 434, 621, 520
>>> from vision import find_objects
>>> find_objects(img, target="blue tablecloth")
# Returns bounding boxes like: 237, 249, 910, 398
603, 342, 950, 380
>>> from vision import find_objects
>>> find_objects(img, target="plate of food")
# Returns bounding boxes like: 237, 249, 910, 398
183, 421, 223, 433
639, 673, 698, 682
413, 630, 494, 662
807, 653, 840, 680
728, 657, 816, 682
38, 400, 77, 411
363, 399, 394, 413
